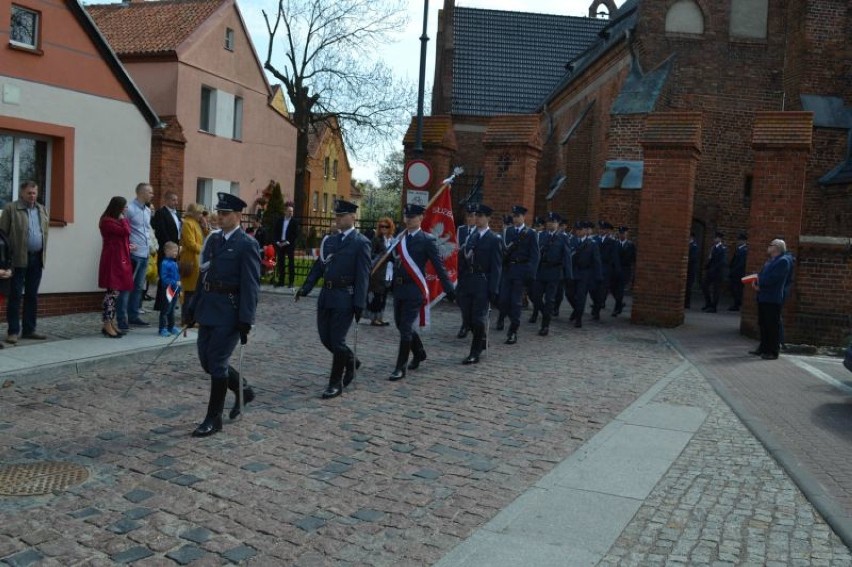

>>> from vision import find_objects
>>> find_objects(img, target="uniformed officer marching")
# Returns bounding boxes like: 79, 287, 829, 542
612, 226, 636, 316
186, 192, 261, 437
389, 203, 456, 381
571, 221, 603, 328
457, 204, 502, 364
497, 205, 539, 344
455, 203, 478, 339
297, 199, 371, 399
532, 212, 573, 336
593, 221, 621, 320
702, 231, 727, 313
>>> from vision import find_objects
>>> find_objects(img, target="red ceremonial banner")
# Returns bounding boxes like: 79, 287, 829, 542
421, 185, 458, 309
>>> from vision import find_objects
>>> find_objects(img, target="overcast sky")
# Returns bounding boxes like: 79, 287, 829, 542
238, 0, 605, 183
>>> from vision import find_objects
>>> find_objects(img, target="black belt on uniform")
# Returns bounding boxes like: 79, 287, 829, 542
203, 281, 239, 294
324, 278, 353, 289
509, 259, 529, 265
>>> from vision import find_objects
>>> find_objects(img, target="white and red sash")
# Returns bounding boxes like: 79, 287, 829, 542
398, 232, 430, 327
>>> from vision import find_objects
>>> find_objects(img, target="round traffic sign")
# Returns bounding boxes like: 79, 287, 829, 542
405, 159, 432, 189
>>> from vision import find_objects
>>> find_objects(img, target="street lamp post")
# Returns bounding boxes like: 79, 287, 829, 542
414, 0, 429, 156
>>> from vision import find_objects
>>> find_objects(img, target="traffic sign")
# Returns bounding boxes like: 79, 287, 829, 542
405, 159, 432, 189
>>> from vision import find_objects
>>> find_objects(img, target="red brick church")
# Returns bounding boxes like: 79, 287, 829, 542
403, 0, 852, 345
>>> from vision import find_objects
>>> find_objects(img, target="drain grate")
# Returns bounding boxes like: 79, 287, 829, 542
0, 462, 89, 496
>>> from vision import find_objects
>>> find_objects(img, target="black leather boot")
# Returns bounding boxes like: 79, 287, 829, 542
389, 340, 411, 381
528, 310, 538, 324
463, 326, 484, 364
457, 324, 469, 339
495, 316, 505, 331
227, 366, 255, 420
505, 324, 518, 345
322, 353, 347, 399
192, 379, 227, 437
539, 314, 551, 336
408, 334, 427, 370
343, 348, 361, 387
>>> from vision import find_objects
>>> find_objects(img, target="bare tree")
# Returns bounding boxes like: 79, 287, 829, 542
262, 0, 415, 216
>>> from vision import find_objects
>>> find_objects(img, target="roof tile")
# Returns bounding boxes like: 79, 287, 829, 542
87, 0, 227, 57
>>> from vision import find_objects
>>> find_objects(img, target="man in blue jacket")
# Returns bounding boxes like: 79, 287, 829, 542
532, 212, 572, 336
728, 232, 748, 311
298, 199, 371, 399
702, 231, 727, 313
458, 204, 502, 364
498, 205, 540, 345
186, 192, 261, 437
388, 203, 456, 381
749, 239, 792, 360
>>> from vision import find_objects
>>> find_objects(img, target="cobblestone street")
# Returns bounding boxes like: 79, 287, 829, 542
0, 292, 850, 565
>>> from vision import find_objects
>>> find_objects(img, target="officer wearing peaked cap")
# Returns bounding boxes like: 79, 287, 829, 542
297, 199, 371, 399
455, 203, 478, 339
458, 204, 502, 364
532, 212, 572, 336
388, 203, 456, 381
186, 192, 261, 437
612, 226, 636, 316
570, 221, 603, 328
497, 205, 539, 345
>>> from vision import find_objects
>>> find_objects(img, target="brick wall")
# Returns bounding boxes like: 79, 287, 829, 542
0, 292, 103, 320
631, 112, 702, 327
790, 238, 852, 346
150, 116, 187, 207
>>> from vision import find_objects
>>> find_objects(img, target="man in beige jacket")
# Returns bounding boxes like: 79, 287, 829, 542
0, 180, 49, 343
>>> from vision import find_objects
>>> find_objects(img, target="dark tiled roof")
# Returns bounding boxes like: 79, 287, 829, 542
541, 0, 640, 108
87, 0, 227, 58
452, 7, 607, 116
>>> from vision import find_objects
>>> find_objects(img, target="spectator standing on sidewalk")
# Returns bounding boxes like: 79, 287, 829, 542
273, 203, 299, 289
367, 217, 395, 327
180, 203, 205, 325
98, 197, 133, 338
118, 183, 153, 330
749, 239, 792, 360
157, 242, 181, 337
0, 180, 49, 344
152, 191, 181, 313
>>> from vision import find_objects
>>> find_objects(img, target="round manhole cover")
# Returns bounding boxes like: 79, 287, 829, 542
0, 462, 89, 496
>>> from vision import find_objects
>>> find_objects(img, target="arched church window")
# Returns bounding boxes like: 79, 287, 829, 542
665, 0, 705, 35
730, 0, 768, 39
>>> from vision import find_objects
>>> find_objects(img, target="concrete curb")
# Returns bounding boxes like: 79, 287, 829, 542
660, 328, 852, 552
1, 341, 197, 389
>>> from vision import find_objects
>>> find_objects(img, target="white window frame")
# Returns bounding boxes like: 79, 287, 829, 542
225, 27, 235, 51
229, 181, 240, 196
10, 5, 39, 50
196, 178, 213, 208
0, 131, 52, 211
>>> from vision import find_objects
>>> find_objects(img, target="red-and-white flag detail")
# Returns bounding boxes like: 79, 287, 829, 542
421, 185, 458, 316
166, 284, 178, 303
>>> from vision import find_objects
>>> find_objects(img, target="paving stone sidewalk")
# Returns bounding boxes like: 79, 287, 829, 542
0, 293, 850, 565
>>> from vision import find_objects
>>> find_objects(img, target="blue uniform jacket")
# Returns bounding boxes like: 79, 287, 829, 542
687, 241, 698, 279
195, 229, 261, 327
706, 243, 727, 281
598, 236, 622, 278
618, 240, 636, 272
537, 231, 573, 282
393, 229, 455, 301
503, 225, 540, 280
458, 228, 503, 296
729, 244, 748, 280
757, 254, 792, 304
302, 230, 371, 311
572, 237, 603, 282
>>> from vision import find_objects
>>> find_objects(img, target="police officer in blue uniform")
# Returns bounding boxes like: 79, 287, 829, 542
458, 204, 502, 364
612, 226, 636, 316
571, 221, 603, 328
702, 231, 727, 313
728, 232, 748, 311
389, 203, 456, 381
532, 212, 573, 336
498, 205, 540, 344
455, 203, 478, 338
297, 199, 371, 399
187, 193, 261, 437
593, 221, 621, 320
